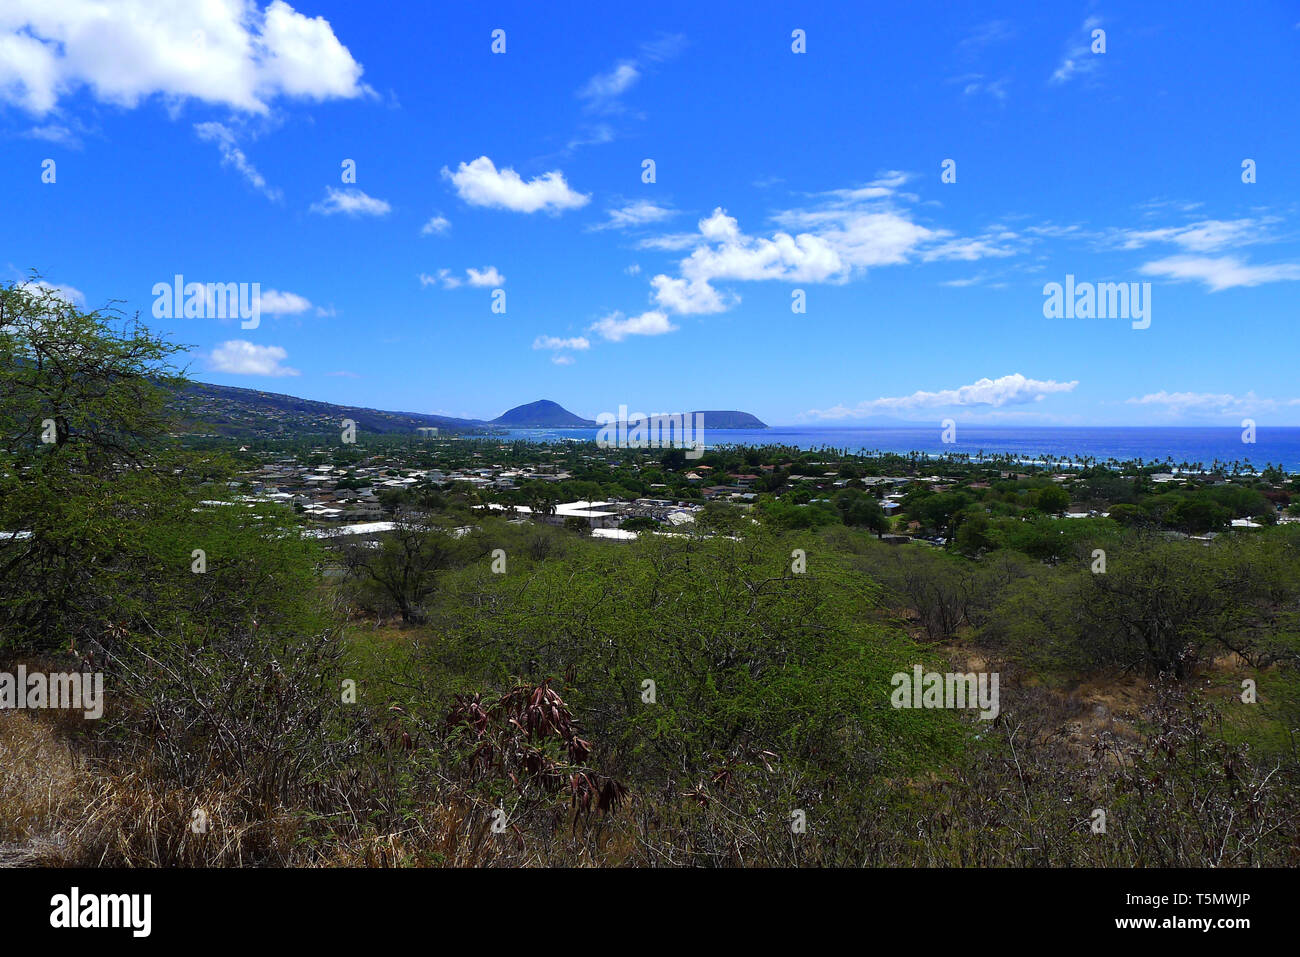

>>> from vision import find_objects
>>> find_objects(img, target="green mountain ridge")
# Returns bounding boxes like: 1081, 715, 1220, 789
175, 383, 767, 438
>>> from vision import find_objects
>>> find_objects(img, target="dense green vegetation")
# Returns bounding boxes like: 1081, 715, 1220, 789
2, 279, 1298, 867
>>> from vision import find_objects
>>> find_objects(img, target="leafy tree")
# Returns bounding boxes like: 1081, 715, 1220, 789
953, 509, 995, 556
0, 278, 327, 653
760, 497, 839, 530
620, 516, 661, 532
343, 517, 464, 624
912, 491, 973, 540
0, 279, 185, 648
1035, 485, 1070, 516
1107, 503, 1146, 527
1169, 496, 1231, 534
659, 447, 687, 471
697, 501, 746, 534
833, 488, 889, 535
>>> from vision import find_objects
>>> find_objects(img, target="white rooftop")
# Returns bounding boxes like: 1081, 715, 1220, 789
304, 522, 397, 539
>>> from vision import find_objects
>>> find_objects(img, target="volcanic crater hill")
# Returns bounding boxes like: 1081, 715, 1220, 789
490, 401, 768, 430
490, 399, 597, 428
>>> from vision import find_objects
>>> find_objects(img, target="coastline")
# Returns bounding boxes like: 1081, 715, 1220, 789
488, 425, 1300, 473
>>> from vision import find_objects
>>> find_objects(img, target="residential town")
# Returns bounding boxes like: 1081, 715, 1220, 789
206, 436, 1300, 549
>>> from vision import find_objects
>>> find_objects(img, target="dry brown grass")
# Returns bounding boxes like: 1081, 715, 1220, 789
320, 800, 641, 868
2, 708, 305, 867
61, 771, 302, 867
0, 710, 82, 852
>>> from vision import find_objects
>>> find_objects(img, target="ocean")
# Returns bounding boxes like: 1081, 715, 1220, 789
494, 426, 1300, 473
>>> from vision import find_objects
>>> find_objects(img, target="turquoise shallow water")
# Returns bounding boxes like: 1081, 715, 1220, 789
494, 426, 1300, 473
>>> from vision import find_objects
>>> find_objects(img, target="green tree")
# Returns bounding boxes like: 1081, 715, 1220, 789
833, 488, 889, 536
954, 510, 995, 556
343, 518, 463, 624
0, 278, 326, 653
1035, 485, 1070, 516
0, 280, 185, 648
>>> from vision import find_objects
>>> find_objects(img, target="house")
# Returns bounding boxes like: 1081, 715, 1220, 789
702, 485, 745, 500
553, 501, 618, 529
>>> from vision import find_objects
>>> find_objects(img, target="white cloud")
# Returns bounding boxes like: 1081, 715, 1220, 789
24, 122, 78, 145
257, 0, 368, 102
588, 309, 677, 342
950, 72, 1009, 101
766, 214, 937, 270
442, 156, 589, 214
1126, 390, 1300, 417
419, 269, 457, 289
920, 233, 1019, 262
1111, 218, 1272, 253
194, 121, 280, 201
0, 29, 59, 113
19, 278, 85, 306
637, 233, 700, 252
565, 124, 615, 151
1051, 17, 1104, 85
210, 339, 298, 376
257, 288, 312, 315
1135, 198, 1205, 216
635, 174, 1026, 320
420, 214, 450, 236
420, 267, 504, 289
574, 35, 683, 119
465, 266, 505, 287
526, 338, 586, 364
957, 20, 1015, 55
639, 33, 688, 62
533, 335, 590, 351
0, 0, 370, 116
310, 186, 391, 217
675, 207, 844, 284
1024, 223, 1085, 238
1139, 255, 1300, 291
578, 61, 639, 109
650, 274, 733, 315
590, 200, 677, 231
806, 373, 1078, 420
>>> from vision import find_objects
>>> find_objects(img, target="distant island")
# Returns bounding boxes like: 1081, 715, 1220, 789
690, 410, 768, 429
177, 383, 766, 439
492, 399, 768, 430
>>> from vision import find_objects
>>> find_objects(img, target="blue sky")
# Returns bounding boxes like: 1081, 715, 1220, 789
3, 0, 1299, 426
